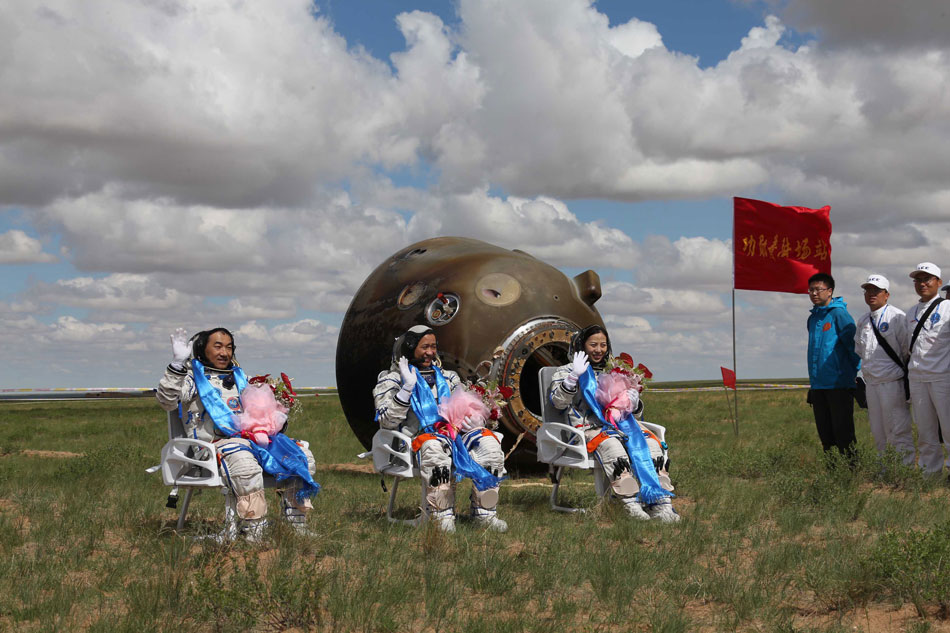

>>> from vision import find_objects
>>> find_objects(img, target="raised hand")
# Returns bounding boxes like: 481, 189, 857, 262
562, 351, 590, 389
170, 328, 191, 364
398, 356, 417, 390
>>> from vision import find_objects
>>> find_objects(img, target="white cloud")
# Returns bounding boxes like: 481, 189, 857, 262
30, 273, 185, 312
407, 189, 638, 269
635, 236, 734, 289
46, 315, 128, 343
0, 229, 56, 264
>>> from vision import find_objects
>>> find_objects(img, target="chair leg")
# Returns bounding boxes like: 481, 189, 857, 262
177, 488, 195, 531
386, 476, 424, 526
550, 465, 586, 514
386, 476, 401, 522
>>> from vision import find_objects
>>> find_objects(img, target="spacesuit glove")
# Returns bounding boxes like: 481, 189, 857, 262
398, 356, 417, 390
626, 388, 641, 412
459, 415, 484, 433
170, 327, 191, 369
563, 351, 589, 389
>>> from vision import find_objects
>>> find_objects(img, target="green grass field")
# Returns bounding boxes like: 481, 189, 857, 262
2, 390, 950, 632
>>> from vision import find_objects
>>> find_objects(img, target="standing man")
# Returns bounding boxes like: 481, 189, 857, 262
853, 275, 913, 464
905, 263, 950, 475
806, 272, 861, 461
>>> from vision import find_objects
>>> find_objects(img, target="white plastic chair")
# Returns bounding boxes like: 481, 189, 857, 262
146, 409, 224, 531
358, 428, 426, 525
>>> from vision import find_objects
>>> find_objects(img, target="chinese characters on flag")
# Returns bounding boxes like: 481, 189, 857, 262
733, 197, 832, 294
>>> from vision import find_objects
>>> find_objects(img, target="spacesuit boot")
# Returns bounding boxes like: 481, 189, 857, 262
425, 508, 456, 533
645, 498, 680, 523
471, 507, 508, 532
241, 517, 270, 543
620, 496, 651, 520
470, 486, 507, 532
279, 491, 317, 536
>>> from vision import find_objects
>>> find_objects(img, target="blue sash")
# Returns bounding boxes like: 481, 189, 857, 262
192, 360, 320, 502
578, 367, 671, 505
410, 366, 503, 492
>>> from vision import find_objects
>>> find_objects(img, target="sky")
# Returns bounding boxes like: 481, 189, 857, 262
1, 0, 949, 388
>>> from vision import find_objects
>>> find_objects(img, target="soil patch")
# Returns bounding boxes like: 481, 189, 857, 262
22, 449, 84, 458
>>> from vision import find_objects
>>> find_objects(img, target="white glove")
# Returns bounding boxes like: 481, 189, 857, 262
169, 328, 191, 368
459, 415, 484, 433
562, 351, 589, 389
396, 356, 417, 402
626, 388, 641, 411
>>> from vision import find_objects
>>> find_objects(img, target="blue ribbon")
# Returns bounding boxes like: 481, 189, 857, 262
410, 366, 503, 492
192, 359, 320, 502
192, 359, 248, 436
252, 434, 321, 503
578, 367, 671, 505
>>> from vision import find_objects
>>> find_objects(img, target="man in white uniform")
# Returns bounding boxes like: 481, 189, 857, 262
905, 263, 950, 475
853, 275, 913, 464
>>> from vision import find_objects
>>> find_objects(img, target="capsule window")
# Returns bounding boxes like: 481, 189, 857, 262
425, 293, 460, 325
397, 282, 427, 309
475, 273, 521, 307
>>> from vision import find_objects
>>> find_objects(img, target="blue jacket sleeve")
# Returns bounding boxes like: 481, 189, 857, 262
834, 310, 861, 375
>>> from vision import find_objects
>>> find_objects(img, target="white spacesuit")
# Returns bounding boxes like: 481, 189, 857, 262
155, 327, 316, 541
373, 325, 507, 533
549, 326, 677, 523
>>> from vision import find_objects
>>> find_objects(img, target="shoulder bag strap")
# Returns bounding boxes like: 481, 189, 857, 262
910, 297, 944, 353
870, 316, 905, 370
870, 315, 909, 400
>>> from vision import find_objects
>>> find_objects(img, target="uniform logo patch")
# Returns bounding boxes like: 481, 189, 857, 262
932, 312, 941, 326
823, 322, 832, 332
226, 396, 242, 411
880, 322, 889, 333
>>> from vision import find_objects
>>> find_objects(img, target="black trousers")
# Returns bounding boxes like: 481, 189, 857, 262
810, 388, 856, 458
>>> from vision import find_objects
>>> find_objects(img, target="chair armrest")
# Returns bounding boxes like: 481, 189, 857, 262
536, 422, 591, 469
639, 421, 666, 445
160, 437, 223, 488
370, 429, 415, 478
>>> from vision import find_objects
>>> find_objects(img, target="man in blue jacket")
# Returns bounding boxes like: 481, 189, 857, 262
806, 272, 861, 461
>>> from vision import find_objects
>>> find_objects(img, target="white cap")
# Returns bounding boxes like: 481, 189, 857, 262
861, 274, 889, 292
910, 262, 942, 279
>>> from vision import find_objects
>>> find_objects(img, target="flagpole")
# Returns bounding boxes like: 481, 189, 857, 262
721, 384, 734, 430
732, 286, 739, 435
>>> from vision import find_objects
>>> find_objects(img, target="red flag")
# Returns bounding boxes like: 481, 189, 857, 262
720, 366, 737, 390
733, 197, 831, 294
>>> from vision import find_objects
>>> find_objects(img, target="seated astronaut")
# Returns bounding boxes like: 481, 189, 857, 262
549, 325, 678, 523
372, 325, 508, 533
155, 327, 319, 541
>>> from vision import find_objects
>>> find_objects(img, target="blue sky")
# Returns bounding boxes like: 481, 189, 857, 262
2, 0, 949, 388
